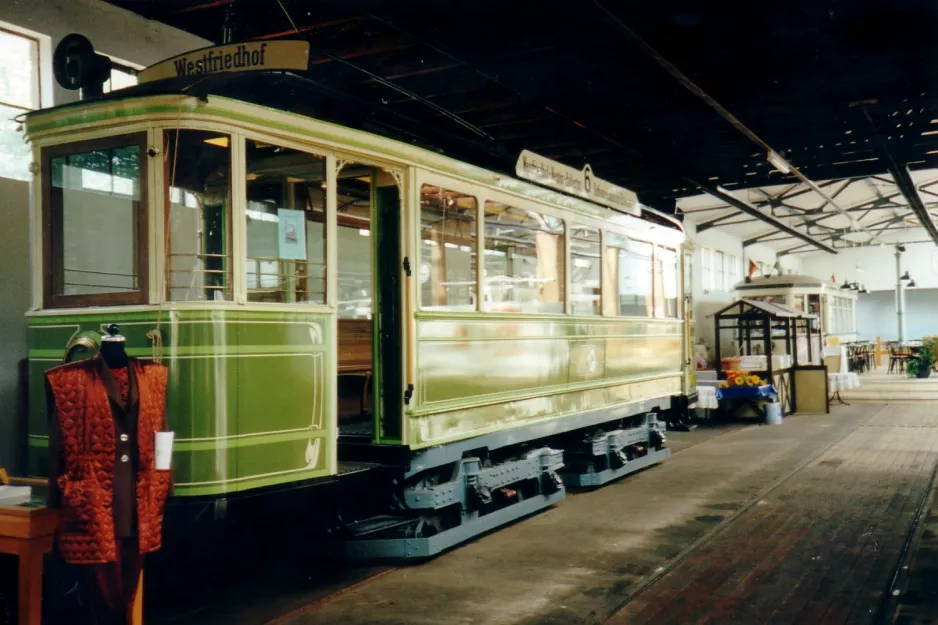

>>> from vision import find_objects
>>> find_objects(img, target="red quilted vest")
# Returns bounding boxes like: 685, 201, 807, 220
45, 358, 172, 564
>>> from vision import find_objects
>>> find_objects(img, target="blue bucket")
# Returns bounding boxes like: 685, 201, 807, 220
764, 402, 782, 425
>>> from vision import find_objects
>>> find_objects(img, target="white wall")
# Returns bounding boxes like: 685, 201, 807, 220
1, 0, 209, 106
801, 242, 938, 292
857, 289, 938, 342
799, 242, 938, 343
0, 1, 209, 473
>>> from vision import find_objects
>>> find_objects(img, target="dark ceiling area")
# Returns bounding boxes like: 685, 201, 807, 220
104, 0, 938, 215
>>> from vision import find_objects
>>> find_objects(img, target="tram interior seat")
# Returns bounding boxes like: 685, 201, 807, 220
337, 319, 373, 428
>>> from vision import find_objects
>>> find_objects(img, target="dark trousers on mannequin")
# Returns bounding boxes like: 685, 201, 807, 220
83, 537, 143, 625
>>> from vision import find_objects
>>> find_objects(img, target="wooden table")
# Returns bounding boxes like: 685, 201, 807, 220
0, 503, 57, 625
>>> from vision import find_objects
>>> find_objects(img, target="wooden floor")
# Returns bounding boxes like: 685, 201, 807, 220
151, 398, 938, 625
611, 404, 938, 624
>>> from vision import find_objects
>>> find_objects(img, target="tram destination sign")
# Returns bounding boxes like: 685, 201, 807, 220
514, 150, 640, 216
137, 41, 310, 84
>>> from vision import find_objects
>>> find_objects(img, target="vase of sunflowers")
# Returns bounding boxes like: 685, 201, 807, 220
719, 371, 764, 389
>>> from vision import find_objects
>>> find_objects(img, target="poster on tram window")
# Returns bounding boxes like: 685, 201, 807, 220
278, 209, 307, 260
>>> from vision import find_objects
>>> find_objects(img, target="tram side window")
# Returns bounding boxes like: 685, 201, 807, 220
45, 134, 147, 307
165, 130, 232, 301
570, 224, 601, 315
420, 185, 477, 311
603, 233, 653, 317
483, 201, 565, 314
656, 246, 679, 318
244, 139, 326, 304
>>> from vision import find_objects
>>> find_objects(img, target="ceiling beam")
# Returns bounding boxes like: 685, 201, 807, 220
743, 179, 854, 245
701, 186, 837, 254
880, 161, 938, 246
859, 105, 938, 246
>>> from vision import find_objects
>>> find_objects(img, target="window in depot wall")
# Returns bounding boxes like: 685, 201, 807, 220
44, 134, 148, 307
419, 184, 477, 311
0, 27, 40, 181
714, 250, 726, 293
483, 201, 565, 313
570, 224, 601, 315
244, 138, 326, 304
700, 247, 713, 292
165, 130, 232, 302
725, 253, 740, 291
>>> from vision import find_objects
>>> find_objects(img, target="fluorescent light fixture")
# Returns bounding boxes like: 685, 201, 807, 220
358, 229, 370, 237
766, 151, 791, 174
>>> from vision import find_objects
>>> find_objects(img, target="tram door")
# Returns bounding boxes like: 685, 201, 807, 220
335, 163, 402, 443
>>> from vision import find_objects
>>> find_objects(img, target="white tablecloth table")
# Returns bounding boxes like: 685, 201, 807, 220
828, 372, 860, 392
828, 372, 860, 406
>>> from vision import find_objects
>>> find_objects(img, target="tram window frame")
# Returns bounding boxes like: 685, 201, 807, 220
242, 137, 328, 305
569, 223, 602, 316
165, 129, 234, 303
42, 133, 149, 309
419, 184, 478, 312
482, 200, 566, 314
603, 232, 654, 318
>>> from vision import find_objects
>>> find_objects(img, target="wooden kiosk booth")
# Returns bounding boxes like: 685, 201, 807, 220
714, 299, 829, 417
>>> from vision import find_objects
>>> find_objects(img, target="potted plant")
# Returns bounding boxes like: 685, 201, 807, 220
906, 337, 937, 378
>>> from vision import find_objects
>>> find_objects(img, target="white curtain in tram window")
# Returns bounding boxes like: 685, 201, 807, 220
535, 231, 559, 307
602, 246, 619, 316
662, 248, 678, 317
430, 230, 445, 306
653, 257, 665, 317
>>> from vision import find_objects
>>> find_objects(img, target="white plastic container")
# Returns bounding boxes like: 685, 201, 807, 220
764, 402, 783, 425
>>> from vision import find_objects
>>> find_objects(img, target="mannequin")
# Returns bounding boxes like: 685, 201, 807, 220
46, 323, 172, 625
99, 324, 129, 369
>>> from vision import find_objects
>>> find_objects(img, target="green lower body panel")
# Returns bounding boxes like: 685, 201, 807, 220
27, 307, 336, 496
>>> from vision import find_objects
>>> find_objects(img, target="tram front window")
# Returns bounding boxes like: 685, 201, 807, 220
165, 130, 232, 301
44, 133, 148, 307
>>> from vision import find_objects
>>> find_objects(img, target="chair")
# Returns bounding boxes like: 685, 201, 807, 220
888, 342, 901, 374
889, 342, 912, 374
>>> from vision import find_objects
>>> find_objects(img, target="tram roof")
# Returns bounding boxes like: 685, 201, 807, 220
27, 72, 683, 231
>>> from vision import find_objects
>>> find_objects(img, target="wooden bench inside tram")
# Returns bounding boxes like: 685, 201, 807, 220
337, 319, 373, 419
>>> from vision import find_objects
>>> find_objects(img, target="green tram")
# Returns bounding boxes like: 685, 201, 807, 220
23, 42, 697, 560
